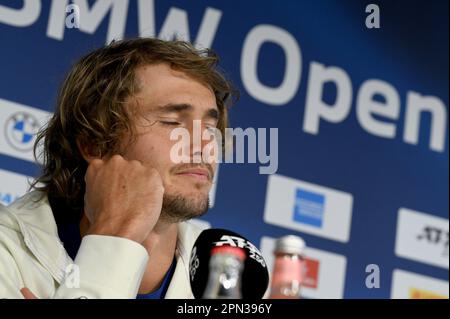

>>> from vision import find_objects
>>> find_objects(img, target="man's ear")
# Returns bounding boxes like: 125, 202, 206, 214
76, 138, 100, 163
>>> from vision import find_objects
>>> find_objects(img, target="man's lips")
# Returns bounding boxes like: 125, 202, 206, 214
176, 168, 211, 181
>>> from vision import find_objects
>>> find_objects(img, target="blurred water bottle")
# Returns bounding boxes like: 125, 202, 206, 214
202, 246, 246, 299
269, 235, 305, 299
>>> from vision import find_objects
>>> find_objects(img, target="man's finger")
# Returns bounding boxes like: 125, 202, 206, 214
20, 287, 38, 299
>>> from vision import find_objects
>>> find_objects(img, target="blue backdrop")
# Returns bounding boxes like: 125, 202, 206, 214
0, 0, 448, 299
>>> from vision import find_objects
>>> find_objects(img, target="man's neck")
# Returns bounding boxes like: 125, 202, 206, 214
138, 220, 178, 294
80, 214, 178, 295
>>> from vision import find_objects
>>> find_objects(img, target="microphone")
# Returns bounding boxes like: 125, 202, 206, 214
189, 228, 269, 299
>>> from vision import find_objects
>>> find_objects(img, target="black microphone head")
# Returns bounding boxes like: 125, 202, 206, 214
189, 228, 269, 299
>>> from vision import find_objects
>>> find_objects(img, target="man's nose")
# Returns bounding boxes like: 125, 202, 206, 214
187, 120, 217, 163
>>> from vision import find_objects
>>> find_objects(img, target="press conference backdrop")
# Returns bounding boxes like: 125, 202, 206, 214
0, 0, 448, 299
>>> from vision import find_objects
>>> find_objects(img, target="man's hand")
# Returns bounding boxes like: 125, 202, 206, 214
84, 155, 164, 244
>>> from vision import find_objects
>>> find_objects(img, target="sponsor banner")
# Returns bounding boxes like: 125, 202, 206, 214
395, 208, 449, 269
264, 174, 353, 242
391, 269, 449, 299
0, 168, 33, 206
0, 98, 51, 163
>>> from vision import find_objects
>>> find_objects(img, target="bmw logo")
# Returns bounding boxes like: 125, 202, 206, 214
4, 112, 41, 152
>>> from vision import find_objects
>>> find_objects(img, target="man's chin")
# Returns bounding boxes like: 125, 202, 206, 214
160, 193, 209, 223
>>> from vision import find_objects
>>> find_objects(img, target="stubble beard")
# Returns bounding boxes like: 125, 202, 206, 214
159, 191, 210, 224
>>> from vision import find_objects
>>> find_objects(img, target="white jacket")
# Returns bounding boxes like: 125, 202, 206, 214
0, 191, 202, 299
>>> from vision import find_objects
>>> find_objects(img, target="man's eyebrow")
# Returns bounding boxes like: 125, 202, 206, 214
155, 103, 219, 121
205, 108, 219, 121
155, 103, 192, 113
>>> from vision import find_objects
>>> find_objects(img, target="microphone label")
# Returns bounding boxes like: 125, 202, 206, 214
214, 235, 267, 268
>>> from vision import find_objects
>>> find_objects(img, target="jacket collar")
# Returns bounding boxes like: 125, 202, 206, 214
2, 191, 70, 283
165, 221, 201, 298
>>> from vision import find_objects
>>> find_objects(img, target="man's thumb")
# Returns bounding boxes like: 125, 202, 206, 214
20, 287, 38, 299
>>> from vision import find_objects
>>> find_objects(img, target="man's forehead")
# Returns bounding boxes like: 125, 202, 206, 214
136, 63, 190, 83
135, 63, 211, 92
134, 64, 216, 109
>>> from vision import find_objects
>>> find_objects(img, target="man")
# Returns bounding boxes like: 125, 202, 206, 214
0, 38, 235, 298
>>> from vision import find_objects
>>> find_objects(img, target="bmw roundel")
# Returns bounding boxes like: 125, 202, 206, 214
4, 112, 41, 152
